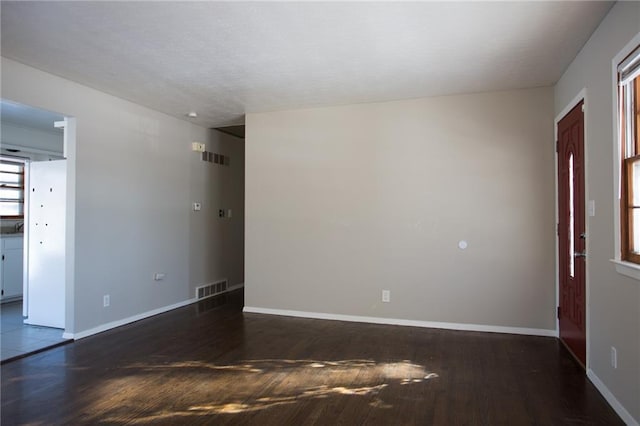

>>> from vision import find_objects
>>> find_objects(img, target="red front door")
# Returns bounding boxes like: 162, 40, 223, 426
557, 101, 586, 367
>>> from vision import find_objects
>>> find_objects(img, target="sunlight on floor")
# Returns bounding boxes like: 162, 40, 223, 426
86, 359, 439, 424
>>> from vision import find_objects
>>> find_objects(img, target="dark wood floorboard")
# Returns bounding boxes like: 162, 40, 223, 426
1, 289, 623, 425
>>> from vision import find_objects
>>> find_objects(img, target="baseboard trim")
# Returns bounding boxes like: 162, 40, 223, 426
226, 283, 244, 294
67, 283, 245, 340
587, 369, 639, 426
242, 306, 556, 337
68, 298, 197, 340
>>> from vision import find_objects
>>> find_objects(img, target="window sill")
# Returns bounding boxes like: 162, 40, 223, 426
610, 259, 640, 281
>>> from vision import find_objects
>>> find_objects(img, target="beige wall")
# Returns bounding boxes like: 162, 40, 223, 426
189, 130, 245, 292
1, 58, 245, 336
555, 2, 640, 423
245, 87, 556, 332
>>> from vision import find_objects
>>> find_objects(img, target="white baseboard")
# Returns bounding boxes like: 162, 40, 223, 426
242, 306, 557, 337
229, 283, 244, 291
587, 369, 639, 426
66, 283, 245, 340
67, 298, 197, 340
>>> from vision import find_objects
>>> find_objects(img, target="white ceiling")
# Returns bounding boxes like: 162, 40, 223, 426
1, 1, 613, 128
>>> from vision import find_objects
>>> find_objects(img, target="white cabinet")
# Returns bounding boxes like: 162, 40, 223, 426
1, 235, 24, 301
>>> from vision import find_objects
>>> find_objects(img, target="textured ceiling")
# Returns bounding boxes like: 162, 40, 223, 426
1, 1, 613, 128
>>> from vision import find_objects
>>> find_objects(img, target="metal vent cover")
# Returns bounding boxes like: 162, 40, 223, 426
195, 280, 228, 300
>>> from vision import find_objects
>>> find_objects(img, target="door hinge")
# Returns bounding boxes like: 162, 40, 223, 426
581, 104, 585, 113
1, 254, 4, 261
557, 223, 560, 235
557, 306, 561, 319
1, 289, 4, 296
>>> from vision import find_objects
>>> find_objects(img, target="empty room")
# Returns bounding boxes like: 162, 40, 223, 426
1, 1, 639, 425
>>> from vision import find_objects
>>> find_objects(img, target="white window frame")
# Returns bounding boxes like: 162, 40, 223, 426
0, 155, 27, 218
611, 32, 640, 281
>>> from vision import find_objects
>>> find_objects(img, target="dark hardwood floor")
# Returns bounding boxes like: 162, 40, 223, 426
1, 289, 622, 425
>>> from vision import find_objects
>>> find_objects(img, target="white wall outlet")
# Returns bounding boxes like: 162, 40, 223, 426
382, 290, 390, 303
611, 346, 617, 369
191, 142, 206, 152
227, 209, 232, 218
153, 273, 166, 281
193, 202, 201, 211
103, 295, 110, 307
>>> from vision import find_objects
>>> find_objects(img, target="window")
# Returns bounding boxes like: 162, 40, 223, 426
619, 45, 640, 263
0, 159, 25, 218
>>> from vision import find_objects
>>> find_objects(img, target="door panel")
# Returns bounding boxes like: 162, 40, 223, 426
557, 101, 586, 366
26, 160, 66, 329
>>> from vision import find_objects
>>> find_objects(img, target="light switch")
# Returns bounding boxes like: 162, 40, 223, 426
588, 200, 595, 217
193, 202, 201, 211
227, 209, 232, 218
191, 142, 206, 152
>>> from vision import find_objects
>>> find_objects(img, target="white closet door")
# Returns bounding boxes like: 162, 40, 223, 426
26, 160, 66, 329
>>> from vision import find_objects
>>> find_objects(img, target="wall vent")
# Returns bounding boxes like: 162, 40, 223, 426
196, 280, 228, 300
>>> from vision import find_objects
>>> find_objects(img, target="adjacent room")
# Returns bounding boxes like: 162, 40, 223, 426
0, 100, 70, 361
1, 1, 639, 425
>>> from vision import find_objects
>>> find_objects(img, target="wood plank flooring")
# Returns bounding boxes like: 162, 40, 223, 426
1, 289, 623, 425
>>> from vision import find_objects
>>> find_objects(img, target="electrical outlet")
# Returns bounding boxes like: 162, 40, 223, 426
611, 347, 617, 369
103, 295, 110, 307
382, 290, 390, 303
192, 202, 201, 211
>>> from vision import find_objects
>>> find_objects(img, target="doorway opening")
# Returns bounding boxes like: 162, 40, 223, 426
0, 99, 72, 362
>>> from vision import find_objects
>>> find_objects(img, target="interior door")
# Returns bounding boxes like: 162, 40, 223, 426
557, 101, 586, 367
25, 159, 66, 329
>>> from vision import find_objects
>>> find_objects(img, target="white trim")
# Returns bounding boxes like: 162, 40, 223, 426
554, 89, 587, 134
64, 283, 245, 340
225, 283, 244, 295
554, 89, 589, 367
67, 298, 197, 340
587, 369, 639, 426
554, 112, 560, 338
64, 117, 76, 337
612, 33, 640, 270
583, 95, 591, 372
610, 259, 640, 281
242, 307, 557, 337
